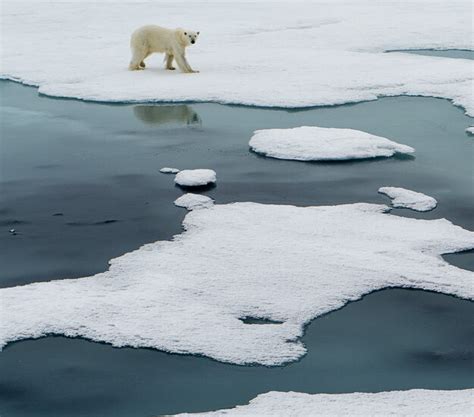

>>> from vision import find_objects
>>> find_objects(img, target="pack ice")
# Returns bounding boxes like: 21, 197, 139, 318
249, 126, 414, 161
1, 201, 473, 365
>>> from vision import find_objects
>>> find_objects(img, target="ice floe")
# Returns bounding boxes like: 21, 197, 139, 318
160, 167, 180, 174
249, 126, 414, 161
175, 169, 216, 187
1, 1, 472, 114
379, 187, 437, 212
174, 194, 214, 210
171, 389, 474, 416
1, 200, 473, 365
466, 127, 474, 135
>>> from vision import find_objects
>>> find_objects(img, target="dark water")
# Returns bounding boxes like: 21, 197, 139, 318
1, 289, 473, 417
387, 49, 474, 60
1, 80, 473, 287
1, 80, 473, 416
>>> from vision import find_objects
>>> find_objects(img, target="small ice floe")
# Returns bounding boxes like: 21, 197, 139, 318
175, 169, 217, 187
160, 167, 180, 174
249, 126, 414, 161
9, 229, 16, 235
174, 193, 214, 210
466, 126, 474, 135
379, 187, 437, 212
169, 389, 474, 417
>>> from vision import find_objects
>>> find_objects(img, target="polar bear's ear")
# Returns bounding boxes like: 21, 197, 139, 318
197, 31, 200, 35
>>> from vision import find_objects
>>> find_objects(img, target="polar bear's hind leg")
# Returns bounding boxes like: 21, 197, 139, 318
129, 48, 148, 71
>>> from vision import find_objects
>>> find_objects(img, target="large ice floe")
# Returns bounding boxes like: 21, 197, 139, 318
379, 187, 437, 212
171, 389, 474, 417
249, 127, 414, 161
1, 201, 473, 365
1, 1, 473, 114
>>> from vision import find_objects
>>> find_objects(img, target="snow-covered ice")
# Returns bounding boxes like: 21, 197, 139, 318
171, 389, 474, 417
175, 169, 216, 187
160, 167, 180, 174
466, 127, 474, 135
379, 187, 437, 212
174, 193, 214, 210
249, 126, 414, 161
1, 1, 472, 114
1, 200, 473, 365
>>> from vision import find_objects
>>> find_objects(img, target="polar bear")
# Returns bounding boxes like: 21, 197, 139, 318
129, 25, 199, 73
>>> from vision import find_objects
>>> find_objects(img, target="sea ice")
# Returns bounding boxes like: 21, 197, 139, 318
1, 1, 472, 114
160, 167, 180, 174
174, 194, 214, 210
466, 127, 474, 135
379, 187, 437, 212
1, 200, 472, 365
249, 126, 414, 161
175, 169, 216, 187
170, 389, 474, 417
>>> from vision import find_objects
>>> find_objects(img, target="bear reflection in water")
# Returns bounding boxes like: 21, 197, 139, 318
133, 105, 201, 126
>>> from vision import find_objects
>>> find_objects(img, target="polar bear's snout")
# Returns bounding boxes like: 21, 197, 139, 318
184, 31, 199, 45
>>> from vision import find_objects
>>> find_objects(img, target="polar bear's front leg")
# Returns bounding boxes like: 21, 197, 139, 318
165, 53, 176, 70
174, 52, 198, 73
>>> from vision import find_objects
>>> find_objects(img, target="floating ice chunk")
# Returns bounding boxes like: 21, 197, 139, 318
379, 187, 437, 212
174, 194, 214, 210
466, 126, 474, 135
1, 200, 473, 365
249, 127, 414, 161
160, 167, 180, 174
170, 389, 474, 417
175, 169, 216, 187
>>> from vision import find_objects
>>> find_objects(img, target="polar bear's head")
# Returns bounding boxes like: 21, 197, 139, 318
178, 29, 200, 47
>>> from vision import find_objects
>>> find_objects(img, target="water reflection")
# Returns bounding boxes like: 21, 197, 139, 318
133, 104, 201, 126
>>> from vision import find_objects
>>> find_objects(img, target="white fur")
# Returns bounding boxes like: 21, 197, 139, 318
129, 25, 199, 73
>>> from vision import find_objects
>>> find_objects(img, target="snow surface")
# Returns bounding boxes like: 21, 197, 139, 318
379, 187, 437, 212
466, 127, 474, 135
171, 389, 474, 417
249, 126, 414, 161
175, 169, 216, 187
160, 167, 180, 174
1, 1, 473, 113
175, 193, 214, 210
1, 201, 473, 365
